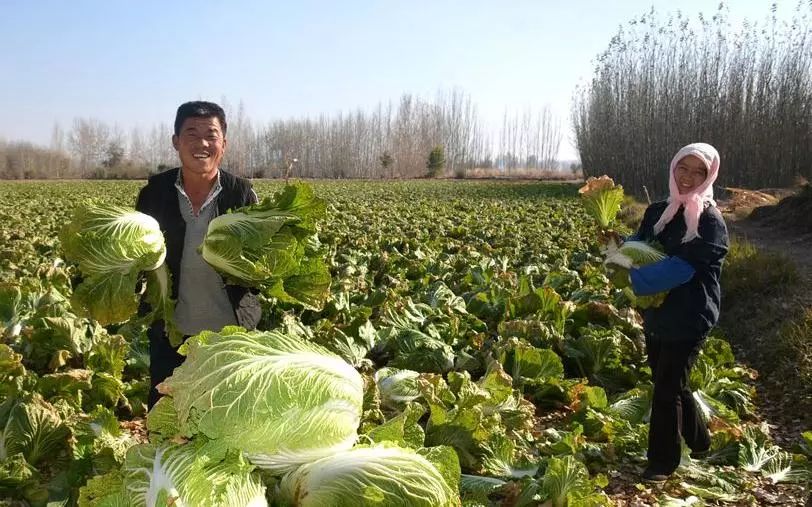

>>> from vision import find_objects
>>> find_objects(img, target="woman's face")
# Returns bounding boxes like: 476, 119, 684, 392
674, 155, 708, 194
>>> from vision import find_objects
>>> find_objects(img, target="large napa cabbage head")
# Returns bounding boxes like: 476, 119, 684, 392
278, 443, 461, 507
198, 182, 331, 311
157, 326, 364, 473
60, 203, 168, 325
578, 175, 625, 229
78, 442, 268, 507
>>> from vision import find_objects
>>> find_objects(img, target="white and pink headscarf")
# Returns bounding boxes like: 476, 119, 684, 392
652, 142, 720, 243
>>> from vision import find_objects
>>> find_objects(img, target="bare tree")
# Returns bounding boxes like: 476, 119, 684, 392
5, 87, 569, 180
0, 140, 72, 179
69, 118, 110, 177
574, 3, 812, 196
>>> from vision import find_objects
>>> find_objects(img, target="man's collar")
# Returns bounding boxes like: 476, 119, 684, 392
176, 168, 221, 189
175, 169, 223, 215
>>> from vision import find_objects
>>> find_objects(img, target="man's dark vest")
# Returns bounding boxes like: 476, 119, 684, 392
136, 168, 261, 332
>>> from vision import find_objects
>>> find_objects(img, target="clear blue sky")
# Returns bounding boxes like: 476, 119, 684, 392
0, 0, 785, 160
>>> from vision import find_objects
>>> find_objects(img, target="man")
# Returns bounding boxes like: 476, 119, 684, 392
136, 101, 260, 408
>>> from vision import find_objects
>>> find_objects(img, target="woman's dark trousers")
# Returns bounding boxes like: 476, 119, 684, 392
645, 333, 712, 473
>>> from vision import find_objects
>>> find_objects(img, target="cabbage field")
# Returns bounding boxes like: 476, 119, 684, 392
1, 179, 810, 506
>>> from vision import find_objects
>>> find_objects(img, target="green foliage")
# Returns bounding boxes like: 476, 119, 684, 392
200, 182, 332, 311
365, 402, 426, 448
0, 179, 803, 505
496, 338, 564, 384
426, 145, 446, 178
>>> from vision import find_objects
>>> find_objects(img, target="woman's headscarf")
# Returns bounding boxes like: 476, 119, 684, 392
652, 142, 720, 243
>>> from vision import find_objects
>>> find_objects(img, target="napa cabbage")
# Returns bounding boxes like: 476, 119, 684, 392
157, 326, 364, 472
60, 203, 176, 338
603, 239, 668, 309
0, 284, 24, 339
540, 455, 610, 506
78, 442, 267, 507
0, 395, 71, 467
277, 444, 461, 507
578, 175, 624, 229
578, 177, 668, 308
604, 240, 666, 269
375, 367, 421, 406
199, 182, 331, 311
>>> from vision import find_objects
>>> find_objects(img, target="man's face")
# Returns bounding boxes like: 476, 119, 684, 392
172, 116, 227, 178
674, 155, 708, 195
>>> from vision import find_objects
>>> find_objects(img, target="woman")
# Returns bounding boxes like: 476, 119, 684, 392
624, 143, 729, 482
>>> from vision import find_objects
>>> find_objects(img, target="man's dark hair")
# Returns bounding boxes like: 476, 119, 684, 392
174, 101, 227, 136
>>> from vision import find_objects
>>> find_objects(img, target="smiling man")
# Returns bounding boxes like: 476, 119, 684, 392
135, 101, 260, 408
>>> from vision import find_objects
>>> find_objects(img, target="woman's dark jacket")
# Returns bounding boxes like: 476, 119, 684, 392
632, 201, 729, 341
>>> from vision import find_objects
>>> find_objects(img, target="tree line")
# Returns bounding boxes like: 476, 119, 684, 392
574, 2, 812, 197
0, 89, 564, 180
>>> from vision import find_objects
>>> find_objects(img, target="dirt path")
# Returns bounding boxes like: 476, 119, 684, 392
722, 209, 812, 454
716, 209, 812, 505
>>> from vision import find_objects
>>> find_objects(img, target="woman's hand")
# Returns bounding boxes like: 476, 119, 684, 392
597, 229, 623, 246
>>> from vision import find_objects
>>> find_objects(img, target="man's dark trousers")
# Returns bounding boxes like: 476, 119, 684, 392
147, 325, 186, 409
